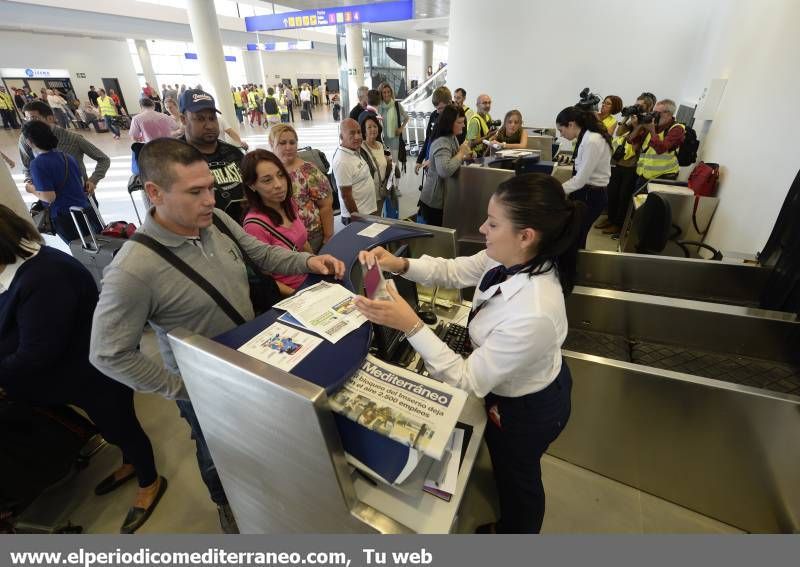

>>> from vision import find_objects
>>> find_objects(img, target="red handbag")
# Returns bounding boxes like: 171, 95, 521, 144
101, 221, 137, 239
688, 161, 720, 197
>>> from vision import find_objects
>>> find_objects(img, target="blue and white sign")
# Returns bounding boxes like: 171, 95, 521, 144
184, 53, 237, 62
0, 67, 70, 78
245, 0, 413, 32
246, 41, 314, 52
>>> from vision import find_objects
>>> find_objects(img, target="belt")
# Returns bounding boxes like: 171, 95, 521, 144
584, 184, 607, 191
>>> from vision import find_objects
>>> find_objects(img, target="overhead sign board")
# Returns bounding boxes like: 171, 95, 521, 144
245, 0, 413, 32
0, 68, 70, 78
184, 53, 237, 62
246, 41, 314, 52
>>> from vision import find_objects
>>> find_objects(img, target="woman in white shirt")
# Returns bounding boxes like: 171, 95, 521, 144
556, 106, 613, 248
354, 173, 586, 533
359, 113, 393, 216
46, 89, 70, 129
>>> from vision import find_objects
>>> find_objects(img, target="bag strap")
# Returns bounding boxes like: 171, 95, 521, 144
130, 232, 246, 326
243, 217, 297, 252
211, 213, 264, 279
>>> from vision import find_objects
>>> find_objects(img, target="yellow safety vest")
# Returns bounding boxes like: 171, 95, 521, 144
0, 92, 12, 110
97, 96, 118, 117
636, 123, 685, 179
233, 91, 243, 107
470, 113, 491, 156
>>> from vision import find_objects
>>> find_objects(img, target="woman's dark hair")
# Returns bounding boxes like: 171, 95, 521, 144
0, 204, 44, 265
241, 149, 296, 226
604, 95, 623, 115
493, 173, 586, 295
555, 106, 613, 149
359, 112, 383, 142
21, 120, 58, 151
432, 104, 466, 139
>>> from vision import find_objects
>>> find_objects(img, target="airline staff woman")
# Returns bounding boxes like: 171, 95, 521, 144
556, 106, 612, 248
354, 173, 585, 534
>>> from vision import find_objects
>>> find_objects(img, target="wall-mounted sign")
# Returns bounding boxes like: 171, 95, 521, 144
246, 41, 314, 52
76, 72, 87, 79
0, 68, 70, 78
245, 0, 413, 32
184, 53, 237, 62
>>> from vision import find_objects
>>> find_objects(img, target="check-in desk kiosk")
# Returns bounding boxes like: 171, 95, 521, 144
167, 218, 487, 533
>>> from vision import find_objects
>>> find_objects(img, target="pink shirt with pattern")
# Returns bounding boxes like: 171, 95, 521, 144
288, 161, 331, 238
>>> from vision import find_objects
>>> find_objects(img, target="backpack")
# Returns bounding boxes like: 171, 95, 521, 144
264, 96, 278, 115
676, 124, 699, 166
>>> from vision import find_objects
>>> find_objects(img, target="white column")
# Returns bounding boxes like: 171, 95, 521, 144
185, 0, 237, 132
0, 164, 33, 229
242, 50, 262, 85
421, 40, 433, 81
257, 50, 267, 86
345, 23, 365, 101
135, 39, 159, 96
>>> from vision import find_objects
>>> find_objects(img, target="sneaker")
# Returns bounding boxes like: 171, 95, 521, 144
217, 503, 239, 534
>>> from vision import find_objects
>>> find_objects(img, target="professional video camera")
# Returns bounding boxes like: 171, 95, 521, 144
576, 87, 601, 111
621, 105, 660, 124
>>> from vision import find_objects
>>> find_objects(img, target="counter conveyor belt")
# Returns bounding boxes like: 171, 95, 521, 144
563, 329, 800, 396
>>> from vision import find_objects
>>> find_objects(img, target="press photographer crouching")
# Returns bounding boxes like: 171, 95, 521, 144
555, 106, 613, 248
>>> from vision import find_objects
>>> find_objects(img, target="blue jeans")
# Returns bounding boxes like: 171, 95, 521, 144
103, 115, 120, 137
569, 186, 608, 248
484, 362, 572, 533
176, 400, 228, 506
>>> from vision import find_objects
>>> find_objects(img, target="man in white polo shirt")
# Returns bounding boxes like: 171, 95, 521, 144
331, 118, 378, 225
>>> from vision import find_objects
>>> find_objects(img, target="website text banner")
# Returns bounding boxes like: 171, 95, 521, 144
2, 535, 799, 567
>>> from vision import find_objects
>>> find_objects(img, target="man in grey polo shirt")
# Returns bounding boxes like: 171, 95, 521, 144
332, 118, 379, 225
90, 138, 344, 533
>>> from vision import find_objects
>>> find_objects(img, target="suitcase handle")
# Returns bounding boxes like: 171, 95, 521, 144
69, 206, 100, 253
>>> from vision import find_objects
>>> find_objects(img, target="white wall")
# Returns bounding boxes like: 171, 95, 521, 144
447, 0, 798, 254
259, 51, 340, 87
682, 0, 800, 254
0, 30, 140, 108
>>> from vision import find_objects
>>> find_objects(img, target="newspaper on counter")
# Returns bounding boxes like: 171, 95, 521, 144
329, 354, 467, 460
273, 281, 367, 343
237, 322, 322, 372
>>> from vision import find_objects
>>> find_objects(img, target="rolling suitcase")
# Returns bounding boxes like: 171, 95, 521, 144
300, 109, 310, 121
68, 205, 126, 290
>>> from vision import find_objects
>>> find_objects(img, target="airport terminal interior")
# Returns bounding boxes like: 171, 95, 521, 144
0, 0, 798, 535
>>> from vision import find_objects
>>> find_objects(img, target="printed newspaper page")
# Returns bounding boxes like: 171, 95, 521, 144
329, 355, 467, 460
237, 322, 322, 372
274, 281, 367, 343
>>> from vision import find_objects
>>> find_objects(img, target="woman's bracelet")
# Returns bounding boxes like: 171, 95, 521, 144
391, 258, 409, 276
402, 319, 425, 341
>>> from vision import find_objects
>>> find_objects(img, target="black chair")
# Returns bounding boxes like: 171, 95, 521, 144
634, 192, 722, 259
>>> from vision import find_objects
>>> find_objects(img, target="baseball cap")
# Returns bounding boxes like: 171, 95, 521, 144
179, 89, 220, 114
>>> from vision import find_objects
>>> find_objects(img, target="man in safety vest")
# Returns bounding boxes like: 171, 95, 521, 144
466, 93, 497, 157
0, 86, 20, 129
628, 98, 685, 187
97, 88, 122, 139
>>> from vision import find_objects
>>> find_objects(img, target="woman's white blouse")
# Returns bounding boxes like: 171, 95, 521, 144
405, 251, 568, 398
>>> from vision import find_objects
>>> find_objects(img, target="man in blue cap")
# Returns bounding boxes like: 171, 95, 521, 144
178, 89, 247, 223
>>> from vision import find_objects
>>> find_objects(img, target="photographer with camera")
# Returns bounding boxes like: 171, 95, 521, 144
627, 98, 685, 187
596, 93, 656, 235
556, 106, 612, 248
467, 94, 499, 157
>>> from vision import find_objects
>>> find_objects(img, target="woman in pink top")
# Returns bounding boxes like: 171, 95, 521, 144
241, 149, 311, 296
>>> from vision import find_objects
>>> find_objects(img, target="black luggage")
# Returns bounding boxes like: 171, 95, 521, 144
333, 103, 341, 121
68, 204, 125, 290
301, 109, 310, 121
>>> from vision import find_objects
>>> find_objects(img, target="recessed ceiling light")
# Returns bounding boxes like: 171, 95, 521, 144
419, 12, 428, 16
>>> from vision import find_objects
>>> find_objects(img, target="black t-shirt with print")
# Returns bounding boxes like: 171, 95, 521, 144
185, 138, 246, 223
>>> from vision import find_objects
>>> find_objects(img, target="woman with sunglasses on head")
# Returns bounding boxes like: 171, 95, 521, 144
354, 173, 585, 534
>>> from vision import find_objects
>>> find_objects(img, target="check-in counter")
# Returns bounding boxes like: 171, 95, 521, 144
167, 217, 487, 534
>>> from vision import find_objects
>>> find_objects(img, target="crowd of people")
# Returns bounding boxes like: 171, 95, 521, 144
1, 76, 691, 535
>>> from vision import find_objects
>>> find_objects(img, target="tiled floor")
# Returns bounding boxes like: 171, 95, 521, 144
4, 112, 741, 534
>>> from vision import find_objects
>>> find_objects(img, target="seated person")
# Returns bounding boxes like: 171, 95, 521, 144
491, 109, 529, 150
241, 149, 311, 296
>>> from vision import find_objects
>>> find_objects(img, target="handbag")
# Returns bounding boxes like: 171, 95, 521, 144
212, 214, 281, 315
28, 152, 70, 235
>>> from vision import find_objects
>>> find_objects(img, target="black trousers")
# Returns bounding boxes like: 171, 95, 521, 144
484, 362, 572, 534
417, 201, 443, 226
72, 380, 158, 488
569, 186, 608, 248
606, 166, 638, 228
